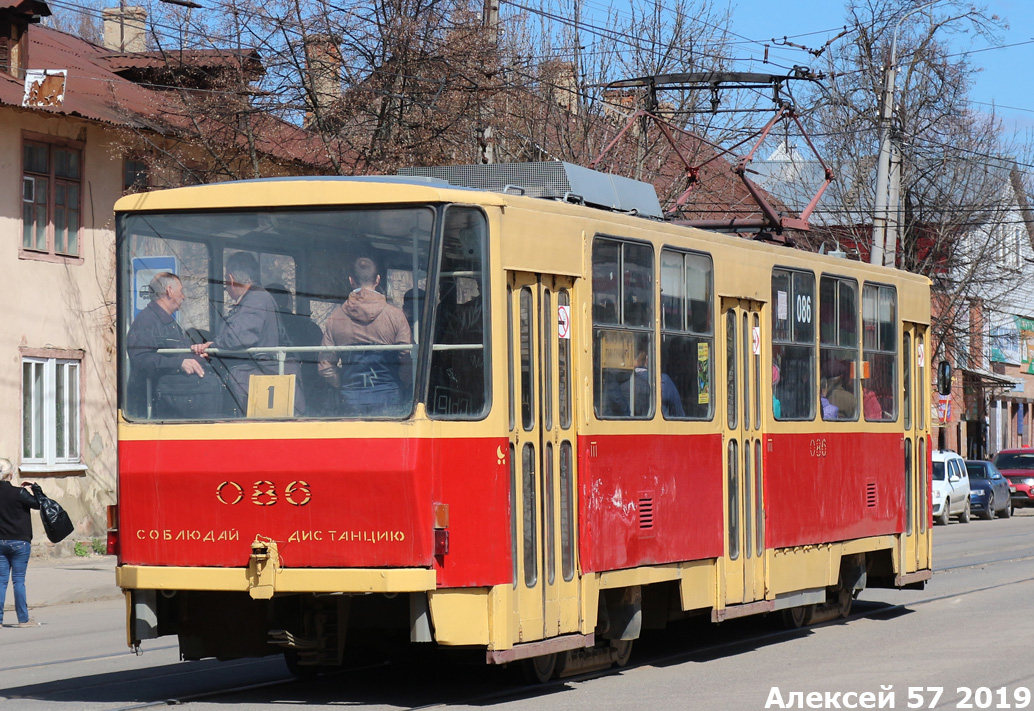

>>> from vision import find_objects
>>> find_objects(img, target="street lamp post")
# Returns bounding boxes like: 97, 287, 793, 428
871, 0, 944, 267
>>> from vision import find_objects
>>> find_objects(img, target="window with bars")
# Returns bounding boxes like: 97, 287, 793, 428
22, 138, 82, 258
22, 356, 82, 470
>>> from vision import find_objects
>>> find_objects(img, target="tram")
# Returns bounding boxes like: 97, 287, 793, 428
111, 162, 933, 679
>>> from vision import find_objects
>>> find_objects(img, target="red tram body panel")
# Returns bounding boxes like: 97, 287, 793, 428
118, 435, 512, 588
765, 431, 909, 547
578, 433, 724, 572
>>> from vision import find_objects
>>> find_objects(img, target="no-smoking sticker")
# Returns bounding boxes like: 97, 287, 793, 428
558, 305, 571, 339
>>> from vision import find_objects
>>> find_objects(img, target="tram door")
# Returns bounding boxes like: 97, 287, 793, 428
508, 273, 581, 642
720, 297, 767, 607
901, 323, 931, 573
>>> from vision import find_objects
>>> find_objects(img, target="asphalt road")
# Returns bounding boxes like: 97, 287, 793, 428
2, 511, 1033, 711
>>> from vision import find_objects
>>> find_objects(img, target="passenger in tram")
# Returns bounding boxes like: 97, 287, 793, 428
820, 377, 840, 420
826, 360, 857, 419
125, 272, 208, 418
403, 288, 425, 329
267, 283, 326, 414
191, 252, 283, 414
606, 345, 685, 418
429, 276, 485, 415
318, 257, 412, 416
657, 365, 686, 417
772, 364, 782, 418
863, 385, 884, 420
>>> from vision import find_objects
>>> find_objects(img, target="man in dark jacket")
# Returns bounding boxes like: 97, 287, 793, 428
0, 459, 40, 627
192, 252, 282, 414
125, 272, 206, 418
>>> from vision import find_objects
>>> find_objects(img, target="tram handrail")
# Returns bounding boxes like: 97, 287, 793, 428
155, 343, 484, 356
156, 345, 412, 355
150, 342, 483, 389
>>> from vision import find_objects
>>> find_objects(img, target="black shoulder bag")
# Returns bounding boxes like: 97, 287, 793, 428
32, 484, 74, 543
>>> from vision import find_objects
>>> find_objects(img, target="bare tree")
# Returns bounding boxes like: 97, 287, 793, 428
787, 0, 1027, 366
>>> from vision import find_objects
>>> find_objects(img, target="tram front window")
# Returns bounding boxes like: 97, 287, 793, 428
117, 205, 488, 421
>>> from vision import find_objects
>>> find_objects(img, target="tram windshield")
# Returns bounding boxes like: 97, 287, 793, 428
116, 205, 489, 422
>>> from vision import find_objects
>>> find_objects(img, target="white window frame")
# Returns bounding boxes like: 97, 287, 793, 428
21, 355, 86, 472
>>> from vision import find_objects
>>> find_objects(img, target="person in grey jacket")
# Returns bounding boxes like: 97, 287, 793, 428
192, 252, 281, 413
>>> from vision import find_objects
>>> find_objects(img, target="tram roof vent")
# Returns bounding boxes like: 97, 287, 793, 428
398, 162, 664, 219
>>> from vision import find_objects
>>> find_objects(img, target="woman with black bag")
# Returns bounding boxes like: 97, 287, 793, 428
0, 458, 40, 628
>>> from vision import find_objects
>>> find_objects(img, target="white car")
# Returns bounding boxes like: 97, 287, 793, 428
932, 450, 971, 524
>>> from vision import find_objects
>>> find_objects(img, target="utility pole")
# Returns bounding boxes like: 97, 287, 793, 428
481, 0, 499, 164
871, 0, 943, 267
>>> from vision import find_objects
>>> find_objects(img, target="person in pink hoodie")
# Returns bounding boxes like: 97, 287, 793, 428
318, 257, 412, 415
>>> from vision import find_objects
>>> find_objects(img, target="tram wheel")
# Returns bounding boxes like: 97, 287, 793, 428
781, 605, 811, 629
521, 653, 558, 683
611, 640, 633, 668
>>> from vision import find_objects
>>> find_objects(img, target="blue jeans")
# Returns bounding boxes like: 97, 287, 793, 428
0, 539, 31, 625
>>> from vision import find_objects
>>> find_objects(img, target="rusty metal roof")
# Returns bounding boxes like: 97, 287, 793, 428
0, 25, 159, 126
0, 24, 346, 168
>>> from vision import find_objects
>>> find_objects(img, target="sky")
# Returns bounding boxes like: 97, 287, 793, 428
723, 0, 1034, 141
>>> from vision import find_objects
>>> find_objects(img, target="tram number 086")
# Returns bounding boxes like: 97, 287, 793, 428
216, 480, 312, 506
809, 438, 828, 457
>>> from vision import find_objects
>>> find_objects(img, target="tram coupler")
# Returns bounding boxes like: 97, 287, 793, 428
247, 536, 280, 600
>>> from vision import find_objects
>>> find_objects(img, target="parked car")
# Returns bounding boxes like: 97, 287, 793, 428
932, 450, 971, 524
965, 460, 1012, 519
991, 448, 1034, 509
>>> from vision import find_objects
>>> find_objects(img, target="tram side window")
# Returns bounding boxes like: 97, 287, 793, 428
862, 284, 898, 421
593, 237, 654, 419
771, 269, 815, 420
660, 248, 713, 419
819, 275, 859, 421
428, 207, 490, 419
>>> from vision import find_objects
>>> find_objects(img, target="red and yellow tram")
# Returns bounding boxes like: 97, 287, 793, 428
111, 163, 932, 678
